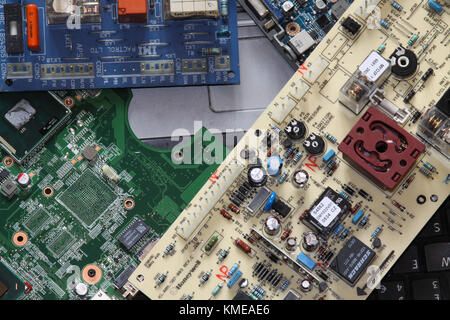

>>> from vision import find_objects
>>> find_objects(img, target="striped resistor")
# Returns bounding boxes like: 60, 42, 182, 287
391, 1, 403, 11
325, 132, 337, 144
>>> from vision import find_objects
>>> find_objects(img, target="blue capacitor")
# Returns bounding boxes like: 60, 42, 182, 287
428, 0, 443, 14
263, 192, 276, 211
227, 270, 242, 288
323, 149, 336, 163
296, 252, 316, 270
333, 224, 344, 237
352, 209, 364, 224
267, 156, 283, 177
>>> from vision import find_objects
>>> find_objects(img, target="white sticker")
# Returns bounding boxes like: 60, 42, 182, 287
310, 197, 341, 227
358, 51, 389, 82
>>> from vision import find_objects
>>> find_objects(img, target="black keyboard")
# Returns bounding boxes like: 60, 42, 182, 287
369, 196, 450, 300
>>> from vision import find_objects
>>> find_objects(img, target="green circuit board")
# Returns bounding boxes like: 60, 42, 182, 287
0, 88, 224, 300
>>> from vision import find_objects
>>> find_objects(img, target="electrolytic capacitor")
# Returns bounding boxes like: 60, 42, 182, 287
17, 173, 31, 188
292, 169, 309, 188
300, 279, 312, 292
264, 215, 281, 235
247, 166, 267, 187
302, 232, 319, 252
286, 237, 297, 251
267, 156, 283, 177
26, 4, 40, 52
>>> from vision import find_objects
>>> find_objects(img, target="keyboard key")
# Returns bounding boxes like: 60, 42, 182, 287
412, 278, 441, 300
393, 245, 422, 273
377, 281, 406, 300
424, 242, 450, 271
419, 214, 444, 238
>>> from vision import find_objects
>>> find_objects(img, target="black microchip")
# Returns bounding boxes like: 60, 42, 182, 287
0, 281, 8, 298
233, 290, 252, 300
436, 87, 449, 117
4, 4, 24, 54
342, 17, 361, 35
272, 199, 291, 218
330, 236, 376, 286
40, 117, 59, 135
118, 219, 150, 251
0, 169, 10, 183
303, 187, 351, 238
113, 265, 136, 289
316, 15, 330, 29
283, 290, 300, 300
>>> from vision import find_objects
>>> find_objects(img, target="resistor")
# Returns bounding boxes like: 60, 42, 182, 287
408, 34, 419, 47
280, 279, 290, 291
184, 293, 193, 300
266, 270, 277, 282
228, 263, 239, 277
212, 282, 224, 296
201, 47, 222, 55
272, 274, 283, 286
271, 125, 283, 135
252, 285, 266, 298
277, 172, 288, 184
258, 268, 269, 281
218, 248, 230, 262
163, 243, 175, 256
377, 44, 386, 54
281, 228, 292, 241
253, 262, 264, 275
379, 19, 390, 29
228, 203, 240, 214
220, 209, 233, 220
205, 235, 219, 251
419, 167, 433, 178
340, 229, 349, 239
284, 147, 295, 159
402, 174, 415, 189
391, 1, 403, 11
404, 90, 416, 103
392, 200, 406, 211
339, 190, 350, 200
424, 161, 437, 173
359, 216, 369, 227
235, 238, 252, 254
343, 185, 356, 196
351, 202, 362, 214
292, 151, 303, 164
325, 133, 337, 144
220, 0, 228, 18
156, 273, 167, 286
371, 226, 383, 239
200, 271, 211, 285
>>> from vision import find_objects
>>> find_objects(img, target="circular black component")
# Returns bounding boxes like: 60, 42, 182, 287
283, 138, 293, 149
417, 195, 426, 204
239, 278, 249, 288
254, 129, 262, 137
303, 133, 325, 155
373, 237, 382, 249
247, 166, 267, 187
390, 46, 418, 78
318, 282, 328, 293
430, 194, 438, 202
5, 79, 13, 86
293, 170, 309, 188
284, 119, 306, 140
88, 269, 96, 278
240, 148, 256, 161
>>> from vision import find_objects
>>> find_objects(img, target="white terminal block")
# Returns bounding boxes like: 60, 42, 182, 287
303, 56, 329, 83
354, 0, 381, 19
289, 80, 310, 101
270, 95, 298, 124
176, 162, 244, 240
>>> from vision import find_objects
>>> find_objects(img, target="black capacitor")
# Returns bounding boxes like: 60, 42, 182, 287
404, 90, 416, 103
373, 237, 382, 249
230, 196, 242, 207
233, 192, 245, 202
266, 251, 280, 263
242, 182, 253, 191
247, 166, 268, 187
253, 262, 264, 275
284, 119, 306, 140
283, 138, 293, 149
258, 268, 269, 280
303, 133, 325, 155
317, 270, 329, 281
266, 270, 277, 282
421, 68, 433, 81
343, 185, 355, 196
272, 274, 283, 286
411, 111, 422, 123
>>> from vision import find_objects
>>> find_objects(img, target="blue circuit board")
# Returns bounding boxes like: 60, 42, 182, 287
240, 0, 353, 69
0, 0, 239, 92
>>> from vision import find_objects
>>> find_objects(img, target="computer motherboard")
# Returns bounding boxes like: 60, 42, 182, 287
0, 89, 224, 300
130, 0, 450, 300
239, 0, 354, 69
0, 0, 239, 92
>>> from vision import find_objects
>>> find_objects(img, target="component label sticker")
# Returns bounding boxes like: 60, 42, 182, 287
310, 196, 341, 227
358, 51, 389, 82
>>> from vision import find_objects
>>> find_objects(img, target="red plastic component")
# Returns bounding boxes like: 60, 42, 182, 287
118, 0, 148, 23
338, 106, 425, 190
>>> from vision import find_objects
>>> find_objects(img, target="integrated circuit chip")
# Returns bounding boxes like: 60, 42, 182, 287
0, 280, 8, 298
114, 265, 136, 289
303, 187, 351, 239
0, 262, 24, 300
330, 236, 376, 286
58, 169, 116, 228
118, 219, 150, 251
47, 230, 76, 257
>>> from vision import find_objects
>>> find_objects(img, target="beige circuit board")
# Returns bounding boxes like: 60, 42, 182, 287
130, 0, 450, 300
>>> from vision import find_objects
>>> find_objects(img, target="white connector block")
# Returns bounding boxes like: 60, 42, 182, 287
270, 95, 298, 124
354, 0, 381, 19
289, 80, 310, 101
303, 57, 329, 83
176, 162, 244, 240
